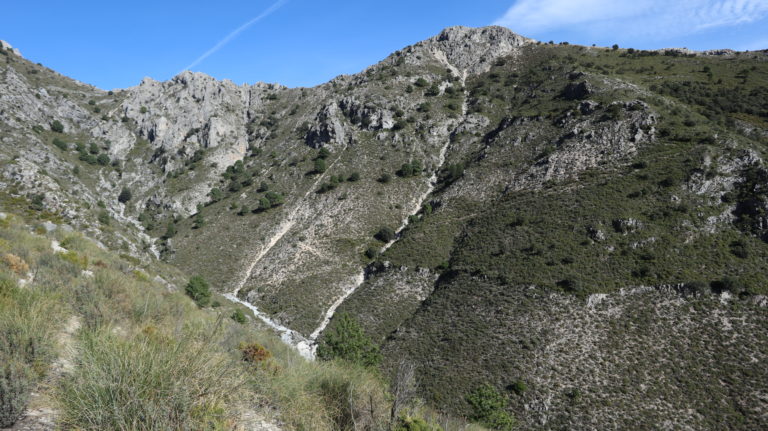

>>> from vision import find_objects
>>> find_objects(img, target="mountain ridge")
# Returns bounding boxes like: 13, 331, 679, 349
1, 25, 768, 429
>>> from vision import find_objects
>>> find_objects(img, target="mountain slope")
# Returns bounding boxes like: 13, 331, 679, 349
1, 26, 768, 429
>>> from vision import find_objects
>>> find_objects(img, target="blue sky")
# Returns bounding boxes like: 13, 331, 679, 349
4, 1, 767, 90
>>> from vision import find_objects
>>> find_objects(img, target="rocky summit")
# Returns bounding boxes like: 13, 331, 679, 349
1, 25, 768, 430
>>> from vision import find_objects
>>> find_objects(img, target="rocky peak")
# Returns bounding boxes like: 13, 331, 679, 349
405, 25, 534, 76
0, 40, 22, 57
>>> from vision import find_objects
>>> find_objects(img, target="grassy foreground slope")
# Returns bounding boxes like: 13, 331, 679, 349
0, 207, 486, 430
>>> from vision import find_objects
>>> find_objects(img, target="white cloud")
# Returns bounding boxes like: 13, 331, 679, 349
494, 0, 768, 39
181, 0, 289, 73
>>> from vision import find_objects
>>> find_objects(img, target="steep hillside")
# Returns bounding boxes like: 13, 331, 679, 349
1, 27, 768, 430
335, 40, 768, 429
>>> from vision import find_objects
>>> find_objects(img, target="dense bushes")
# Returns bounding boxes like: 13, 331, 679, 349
393, 414, 444, 431
50, 120, 64, 133
317, 313, 381, 367
466, 384, 516, 430
52, 137, 67, 151
398, 160, 423, 178
259, 191, 285, 210
314, 158, 327, 174
231, 308, 247, 324
117, 187, 132, 204
375, 227, 396, 242
185, 275, 211, 307
0, 359, 32, 427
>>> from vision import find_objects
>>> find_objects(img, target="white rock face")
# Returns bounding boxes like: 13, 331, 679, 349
0, 40, 22, 57
118, 71, 286, 214
400, 25, 533, 75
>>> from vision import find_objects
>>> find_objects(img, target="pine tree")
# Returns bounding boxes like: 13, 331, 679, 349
117, 187, 132, 203
316, 313, 381, 367
185, 276, 211, 307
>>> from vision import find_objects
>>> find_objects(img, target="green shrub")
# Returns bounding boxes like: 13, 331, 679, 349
231, 309, 247, 324
0, 358, 33, 428
375, 227, 396, 242
364, 247, 379, 259
508, 379, 527, 395
50, 120, 64, 133
730, 240, 749, 258
425, 83, 440, 97
392, 120, 407, 131
683, 281, 710, 296
258, 197, 272, 211
52, 137, 68, 151
209, 187, 224, 203
348, 172, 360, 182
398, 160, 423, 178
193, 213, 205, 229
185, 276, 211, 307
378, 173, 392, 183
163, 221, 177, 239
466, 384, 516, 431
317, 148, 331, 159
97, 210, 110, 226
314, 159, 327, 174
393, 414, 444, 431
265, 191, 284, 207
79, 153, 97, 165
317, 313, 381, 367
117, 187, 132, 204
711, 277, 747, 295
96, 154, 110, 166
28, 194, 44, 212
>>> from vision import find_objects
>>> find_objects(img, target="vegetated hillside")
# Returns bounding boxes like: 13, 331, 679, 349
0, 210, 484, 431
1, 26, 768, 430
324, 40, 768, 429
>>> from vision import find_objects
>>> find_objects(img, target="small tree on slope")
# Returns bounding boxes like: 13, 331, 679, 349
316, 312, 381, 367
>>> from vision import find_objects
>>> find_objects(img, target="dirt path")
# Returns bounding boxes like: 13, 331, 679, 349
5, 316, 80, 431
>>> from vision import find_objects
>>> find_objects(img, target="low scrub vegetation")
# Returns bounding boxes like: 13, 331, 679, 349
0, 212, 483, 430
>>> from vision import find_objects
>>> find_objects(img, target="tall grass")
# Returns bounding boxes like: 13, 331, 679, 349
57, 325, 243, 430
0, 229, 67, 427
0, 213, 485, 431
257, 359, 390, 430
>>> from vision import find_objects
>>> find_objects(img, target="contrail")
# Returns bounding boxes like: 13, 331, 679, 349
180, 0, 289, 73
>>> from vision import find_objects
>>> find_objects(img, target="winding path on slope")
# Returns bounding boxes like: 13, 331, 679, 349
224, 148, 349, 358
307, 53, 469, 349
230, 55, 470, 359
